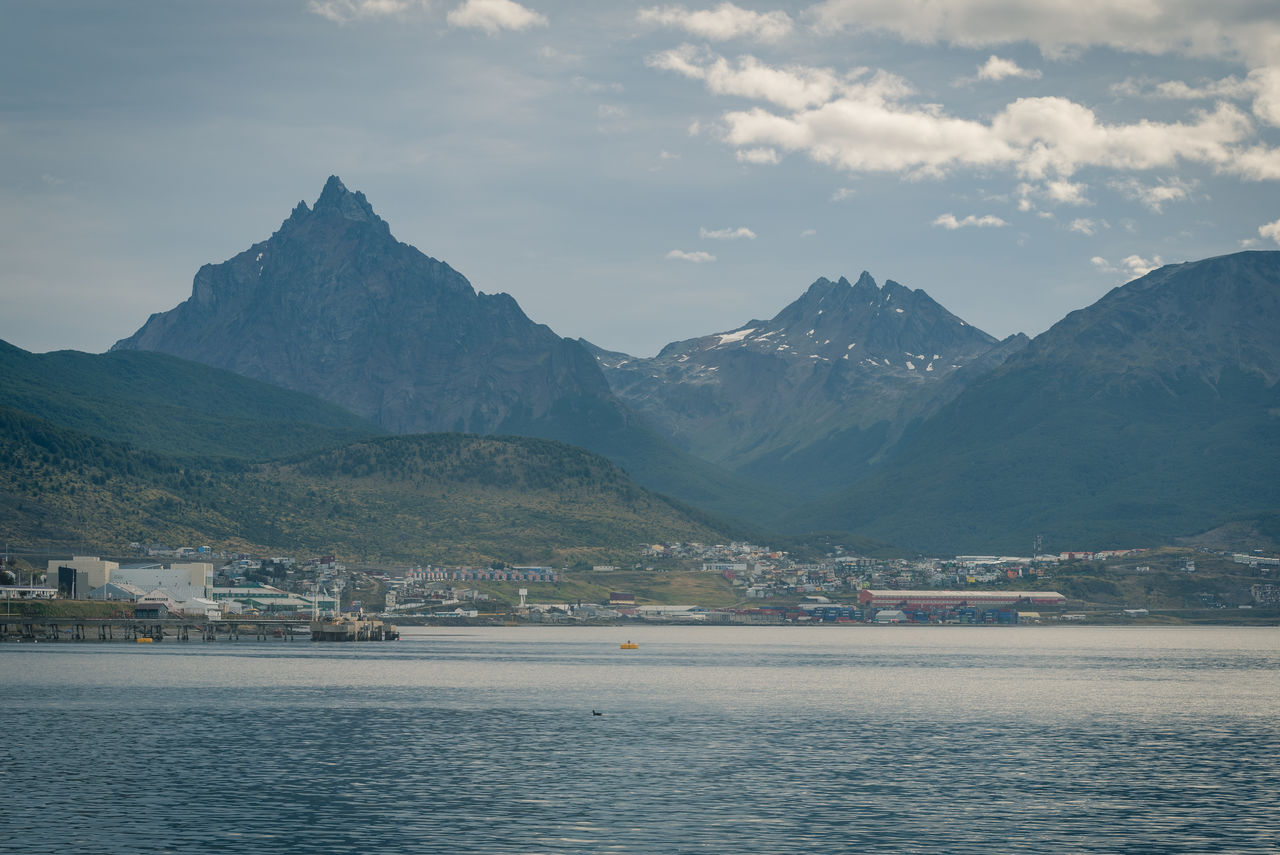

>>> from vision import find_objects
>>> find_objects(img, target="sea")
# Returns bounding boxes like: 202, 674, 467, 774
2, 625, 1277, 854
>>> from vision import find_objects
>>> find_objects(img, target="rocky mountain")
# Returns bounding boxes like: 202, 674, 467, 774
587, 272, 1025, 495
114, 176, 609, 436
791, 251, 1280, 553
111, 177, 774, 523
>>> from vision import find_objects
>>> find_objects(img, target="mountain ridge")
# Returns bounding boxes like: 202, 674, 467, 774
790, 250, 1280, 552
586, 269, 1024, 497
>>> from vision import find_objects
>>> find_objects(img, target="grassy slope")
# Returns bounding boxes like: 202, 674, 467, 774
0, 341, 381, 460
0, 407, 730, 564
790, 366, 1280, 554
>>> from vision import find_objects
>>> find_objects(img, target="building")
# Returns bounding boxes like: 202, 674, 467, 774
111, 563, 213, 602
88, 582, 147, 602
47, 556, 119, 597
44, 556, 212, 601
858, 590, 1067, 610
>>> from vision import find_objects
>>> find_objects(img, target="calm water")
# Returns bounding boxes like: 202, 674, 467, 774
2, 626, 1277, 854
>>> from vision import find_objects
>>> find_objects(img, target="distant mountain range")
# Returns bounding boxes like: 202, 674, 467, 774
585, 272, 1027, 497
110, 177, 773, 523
58, 177, 1278, 554
791, 251, 1280, 553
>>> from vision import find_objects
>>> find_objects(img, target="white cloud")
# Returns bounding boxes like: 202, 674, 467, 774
830, 187, 855, 201
666, 249, 717, 263
976, 55, 1041, 82
671, 51, 1273, 182
800, 228, 817, 236
1092, 253, 1163, 277
597, 104, 628, 119
647, 45, 910, 112
447, 0, 547, 33
1108, 177, 1193, 212
1043, 179, 1089, 205
806, 0, 1280, 66
736, 147, 779, 164
308, 0, 420, 23
1120, 254, 1163, 277
992, 98, 1253, 180
700, 226, 757, 240
933, 213, 1009, 229
1260, 217, 1280, 244
1113, 75, 1254, 101
637, 3, 793, 43
803, 0, 1280, 143
1068, 218, 1108, 235
1249, 67, 1280, 128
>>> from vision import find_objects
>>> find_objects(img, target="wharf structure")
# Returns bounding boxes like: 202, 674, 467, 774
0, 616, 308, 642
309, 616, 399, 641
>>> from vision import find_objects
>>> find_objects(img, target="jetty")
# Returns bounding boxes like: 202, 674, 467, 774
0, 615, 396, 642
309, 616, 399, 641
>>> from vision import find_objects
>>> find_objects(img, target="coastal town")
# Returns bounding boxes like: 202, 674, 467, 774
3, 538, 1278, 633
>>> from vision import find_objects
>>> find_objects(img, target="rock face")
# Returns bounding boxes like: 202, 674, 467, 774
113, 177, 610, 435
587, 272, 1024, 494
793, 251, 1280, 552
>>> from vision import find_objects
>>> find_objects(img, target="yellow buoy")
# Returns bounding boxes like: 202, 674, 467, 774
620, 641, 638, 649
136, 637, 154, 643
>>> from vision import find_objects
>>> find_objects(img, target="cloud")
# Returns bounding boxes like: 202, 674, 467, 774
447, 0, 547, 33
597, 104, 628, 119
571, 76, 623, 94
700, 226, 756, 240
1068, 218, 1108, 235
1108, 177, 1193, 212
1248, 67, 1280, 128
666, 249, 717, 263
1113, 69, 1280, 129
1260, 217, 1280, 244
806, 0, 1280, 66
657, 49, 1277, 183
647, 44, 910, 112
830, 187, 855, 201
800, 228, 817, 236
637, 3, 793, 43
1112, 75, 1254, 101
1092, 253, 1163, 277
932, 213, 1009, 229
976, 55, 1041, 82
308, 0, 420, 23
736, 147, 779, 164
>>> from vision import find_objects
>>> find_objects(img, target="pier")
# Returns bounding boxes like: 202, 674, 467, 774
309, 617, 399, 641
0, 616, 309, 643
0, 615, 399, 642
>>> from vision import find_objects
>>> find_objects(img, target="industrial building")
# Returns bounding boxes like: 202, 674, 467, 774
858, 589, 1067, 610
46, 556, 213, 602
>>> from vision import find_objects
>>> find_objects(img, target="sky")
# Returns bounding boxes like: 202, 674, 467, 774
4, 0, 1280, 358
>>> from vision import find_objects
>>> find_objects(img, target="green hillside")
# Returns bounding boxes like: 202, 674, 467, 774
0, 341, 381, 460
0, 406, 730, 564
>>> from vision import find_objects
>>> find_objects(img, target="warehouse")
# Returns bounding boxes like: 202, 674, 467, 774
858, 590, 1067, 610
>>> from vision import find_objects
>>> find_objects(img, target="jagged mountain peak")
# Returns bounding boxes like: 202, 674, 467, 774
313, 175, 381, 223
111, 177, 612, 436
592, 270, 1021, 487
277, 175, 391, 237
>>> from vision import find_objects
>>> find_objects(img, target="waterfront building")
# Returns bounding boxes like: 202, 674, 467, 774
858, 590, 1067, 610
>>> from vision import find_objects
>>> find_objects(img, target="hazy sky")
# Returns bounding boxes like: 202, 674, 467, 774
4, 0, 1280, 357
